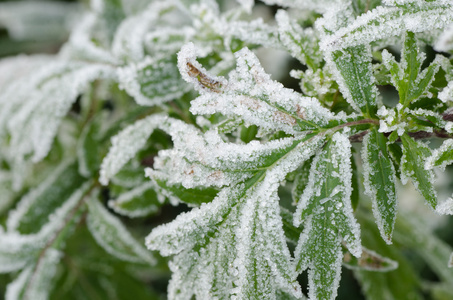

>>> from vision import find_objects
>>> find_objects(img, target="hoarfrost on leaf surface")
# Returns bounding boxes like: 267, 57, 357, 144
294, 132, 361, 300
5, 248, 62, 300
146, 135, 325, 299
87, 191, 156, 265
361, 128, 397, 244
321, 1, 453, 51
178, 43, 336, 134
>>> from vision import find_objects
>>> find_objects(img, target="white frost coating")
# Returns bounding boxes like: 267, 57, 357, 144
117, 55, 190, 106
227, 19, 281, 49
435, 23, 453, 52
177, 42, 227, 93
232, 136, 324, 299
361, 131, 397, 244
6, 160, 73, 232
145, 187, 234, 256
321, 4, 453, 51
179, 43, 337, 134
87, 194, 156, 265
147, 135, 323, 298
236, 0, 254, 14
425, 139, 453, 171
5, 249, 61, 300
435, 197, 453, 215
99, 114, 167, 185
439, 80, 453, 102
0, 181, 90, 273
112, 1, 175, 62
108, 181, 162, 218
2, 61, 114, 189
276, 10, 321, 68
294, 133, 362, 300
261, 0, 344, 13
60, 13, 118, 65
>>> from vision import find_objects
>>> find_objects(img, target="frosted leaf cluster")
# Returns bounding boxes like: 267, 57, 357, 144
2, 0, 453, 299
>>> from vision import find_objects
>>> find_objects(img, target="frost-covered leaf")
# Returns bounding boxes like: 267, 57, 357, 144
0, 1, 80, 41
228, 19, 281, 49
343, 247, 398, 272
328, 45, 378, 117
435, 197, 453, 215
99, 114, 166, 185
276, 10, 321, 69
425, 139, 453, 171
108, 181, 163, 218
179, 43, 337, 134
382, 32, 441, 107
147, 135, 325, 299
150, 171, 218, 206
5, 249, 61, 300
1, 60, 114, 188
7, 160, 85, 234
322, 1, 453, 51
117, 55, 190, 106
294, 132, 361, 300
261, 0, 342, 13
0, 181, 91, 273
112, 1, 175, 62
400, 133, 437, 209
361, 128, 397, 244
77, 117, 102, 178
86, 191, 156, 265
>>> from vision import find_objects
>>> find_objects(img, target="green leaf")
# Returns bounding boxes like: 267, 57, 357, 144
118, 55, 190, 106
294, 132, 361, 300
180, 43, 336, 133
400, 133, 437, 209
7, 160, 85, 234
291, 157, 313, 205
86, 191, 156, 265
425, 139, 453, 171
276, 9, 321, 69
152, 173, 218, 206
330, 45, 378, 117
322, 2, 453, 51
382, 32, 441, 107
146, 135, 325, 298
77, 116, 102, 178
361, 128, 397, 244
0, 181, 91, 273
5, 249, 61, 300
108, 181, 163, 218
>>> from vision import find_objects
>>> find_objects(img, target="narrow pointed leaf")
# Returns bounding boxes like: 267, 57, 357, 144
329, 45, 378, 117
400, 133, 437, 209
5, 249, 61, 300
86, 192, 156, 265
362, 128, 397, 244
322, 2, 453, 51
108, 181, 163, 218
294, 132, 361, 300
117, 55, 190, 106
7, 160, 85, 234
425, 139, 453, 171
77, 117, 101, 177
